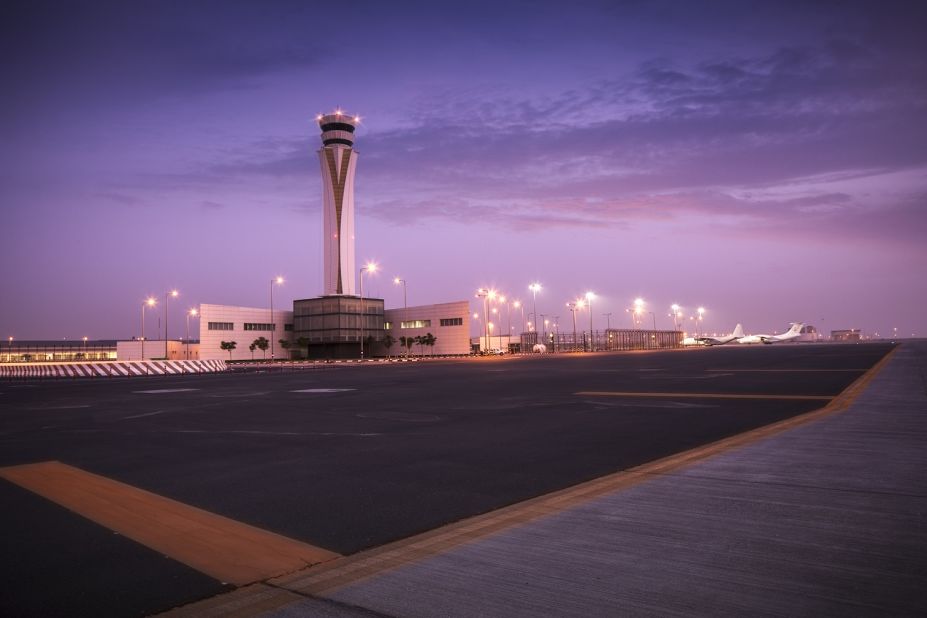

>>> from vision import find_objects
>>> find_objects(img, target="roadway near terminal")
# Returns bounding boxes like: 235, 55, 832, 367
0, 342, 907, 616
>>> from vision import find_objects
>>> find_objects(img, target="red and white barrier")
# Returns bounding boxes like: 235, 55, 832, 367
0, 359, 227, 379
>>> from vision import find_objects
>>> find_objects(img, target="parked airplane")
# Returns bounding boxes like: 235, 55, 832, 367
737, 323, 804, 344
682, 324, 744, 346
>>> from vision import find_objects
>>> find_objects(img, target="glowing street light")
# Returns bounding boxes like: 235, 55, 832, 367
142, 297, 156, 360
164, 289, 179, 359
585, 291, 596, 351
476, 288, 491, 353
566, 301, 579, 351
186, 308, 199, 359
7, 336, 12, 363
529, 282, 542, 334
359, 261, 379, 359
671, 304, 681, 331
393, 277, 407, 308
270, 276, 284, 361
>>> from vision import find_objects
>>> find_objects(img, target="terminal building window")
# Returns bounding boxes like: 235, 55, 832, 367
208, 322, 233, 331
384, 322, 393, 330
400, 320, 431, 329
440, 318, 463, 326
284, 323, 294, 331
244, 323, 275, 331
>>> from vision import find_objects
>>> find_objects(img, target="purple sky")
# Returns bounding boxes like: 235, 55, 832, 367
2, 0, 926, 340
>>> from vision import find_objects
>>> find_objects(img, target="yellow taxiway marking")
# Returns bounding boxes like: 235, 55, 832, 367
166, 346, 899, 616
0, 461, 340, 586
706, 368, 868, 372
575, 391, 833, 401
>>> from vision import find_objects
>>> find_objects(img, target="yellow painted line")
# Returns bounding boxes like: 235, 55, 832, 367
575, 391, 833, 401
706, 368, 868, 372
166, 346, 899, 616
0, 461, 340, 586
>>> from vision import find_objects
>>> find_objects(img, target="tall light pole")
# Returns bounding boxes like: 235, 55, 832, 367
499, 295, 511, 352
7, 336, 12, 363
567, 301, 580, 351
270, 276, 284, 361
82, 336, 88, 359
142, 297, 156, 360
697, 307, 705, 338
476, 289, 490, 353
393, 277, 407, 308
585, 292, 595, 351
359, 262, 378, 359
513, 300, 524, 335
648, 311, 656, 331
164, 289, 178, 359
671, 304, 681, 331
540, 313, 547, 342
603, 312, 612, 330
529, 282, 542, 334
186, 308, 198, 359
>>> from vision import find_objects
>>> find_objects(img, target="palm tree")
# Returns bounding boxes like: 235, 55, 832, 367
414, 335, 425, 357
425, 332, 437, 356
278, 339, 291, 360
383, 334, 396, 358
400, 336, 415, 357
220, 340, 237, 360
255, 336, 270, 359
296, 337, 310, 360
248, 342, 256, 360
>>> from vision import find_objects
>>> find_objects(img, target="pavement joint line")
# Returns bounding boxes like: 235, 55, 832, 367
575, 391, 834, 401
0, 461, 341, 587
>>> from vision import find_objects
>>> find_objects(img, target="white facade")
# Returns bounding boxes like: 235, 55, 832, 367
382, 301, 471, 356
117, 340, 199, 360
198, 304, 294, 361
318, 112, 359, 296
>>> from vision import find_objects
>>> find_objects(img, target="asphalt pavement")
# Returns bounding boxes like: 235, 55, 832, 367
0, 343, 894, 616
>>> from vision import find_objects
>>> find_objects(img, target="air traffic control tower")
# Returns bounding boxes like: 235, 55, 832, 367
291, 110, 384, 359
318, 110, 359, 296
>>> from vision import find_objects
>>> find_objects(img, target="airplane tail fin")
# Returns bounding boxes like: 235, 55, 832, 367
732, 324, 744, 338
788, 322, 804, 334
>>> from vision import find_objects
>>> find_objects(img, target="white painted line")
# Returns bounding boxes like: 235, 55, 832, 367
133, 389, 200, 394
290, 388, 356, 393
122, 410, 168, 420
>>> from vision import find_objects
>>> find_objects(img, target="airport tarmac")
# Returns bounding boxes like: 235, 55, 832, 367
0, 343, 898, 615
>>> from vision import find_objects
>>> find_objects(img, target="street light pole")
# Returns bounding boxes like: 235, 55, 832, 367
603, 312, 612, 331
585, 292, 595, 352
165, 290, 178, 359
393, 277, 407, 308
142, 297, 155, 360
697, 307, 705, 338
186, 308, 198, 359
567, 302, 578, 351
476, 289, 490, 353
359, 263, 378, 359
529, 283, 541, 336
270, 276, 284, 361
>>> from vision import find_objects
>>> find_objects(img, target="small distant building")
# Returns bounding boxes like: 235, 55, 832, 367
831, 329, 861, 342
117, 340, 199, 360
1, 340, 118, 363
